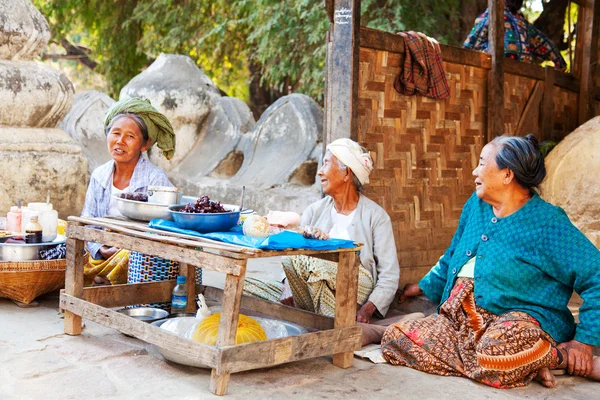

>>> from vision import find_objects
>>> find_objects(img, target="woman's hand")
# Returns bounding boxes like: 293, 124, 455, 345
356, 301, 377, 323
558, 340, 594, 377
279, 279, 295, 307
300, 226, 329, 241
98, 246, 119, 260
399, 283, 423, 303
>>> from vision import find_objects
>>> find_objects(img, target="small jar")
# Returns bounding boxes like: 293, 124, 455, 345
6, 206, 22, 233
25, 215, 43, 244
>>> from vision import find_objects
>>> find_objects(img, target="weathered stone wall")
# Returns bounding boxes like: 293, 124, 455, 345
541, 117, 600, 248
0, 0, 87, 219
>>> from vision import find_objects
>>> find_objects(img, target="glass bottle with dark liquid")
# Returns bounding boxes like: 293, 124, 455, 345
25, 215, 43, 244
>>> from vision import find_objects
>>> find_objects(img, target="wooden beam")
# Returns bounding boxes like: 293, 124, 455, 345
515, 81, 544, 135
81, 280, 176, 308
541, 67, 556, 142
67, 225, 243, 276
504, 58, 545, 80
218, 326, 362, 374
325, 0, 360, 144
332, 251, 360, 368
60, 293, 219, 367
64, 235, 85, 335
487, 0, 505, 142
579, 0, 600, 125
201, 285, 335, 331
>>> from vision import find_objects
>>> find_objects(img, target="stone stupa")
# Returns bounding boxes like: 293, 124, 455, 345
0, 0, 87, 218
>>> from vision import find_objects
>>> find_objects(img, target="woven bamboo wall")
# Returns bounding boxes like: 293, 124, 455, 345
552, 87, 580, 141
503, 74, 538, 135
357, 47, 486, 285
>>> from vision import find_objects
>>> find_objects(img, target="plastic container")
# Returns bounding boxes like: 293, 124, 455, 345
25, 215, 43, 244
27, 203, 58, 242
6, 206, 22, 233
171, 276, 188, 314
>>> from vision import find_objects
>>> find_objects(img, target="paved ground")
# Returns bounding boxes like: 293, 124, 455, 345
0, 258, 597, 400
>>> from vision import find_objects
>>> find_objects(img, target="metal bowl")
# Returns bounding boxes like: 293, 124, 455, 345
0, 235, 66, 261
117, 307, 169, 323
113, 195, 172, 222
168, 204, 240, 233
148, 186, 182, 205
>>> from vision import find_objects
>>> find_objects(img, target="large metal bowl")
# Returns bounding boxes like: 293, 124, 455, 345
168, 204, 240, 233
117, 307, 169, 323
113, 195, 173, 221
0, 235, 66, 261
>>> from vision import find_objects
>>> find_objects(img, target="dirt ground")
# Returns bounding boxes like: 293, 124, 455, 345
0, 258, 598, 400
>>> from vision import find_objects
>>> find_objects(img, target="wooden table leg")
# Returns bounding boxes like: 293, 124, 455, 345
179, 262, 197, 313
210, 261, 246, 396
64, 237, 85, 335
332, 251, 359, 368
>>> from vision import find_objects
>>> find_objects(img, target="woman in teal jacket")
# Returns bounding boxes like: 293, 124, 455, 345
379, 134, 599, 388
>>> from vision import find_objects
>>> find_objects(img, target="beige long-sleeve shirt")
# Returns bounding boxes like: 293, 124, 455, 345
300, 194, 400, 316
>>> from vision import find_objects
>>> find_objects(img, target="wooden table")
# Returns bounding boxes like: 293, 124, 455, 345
60, 217, 362, 396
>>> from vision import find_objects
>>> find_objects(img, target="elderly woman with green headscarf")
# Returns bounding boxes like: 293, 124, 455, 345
244, 138, 400, 323
81, 97, 176, 285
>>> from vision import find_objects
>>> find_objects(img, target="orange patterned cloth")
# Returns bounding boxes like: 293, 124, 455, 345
381, 278, 560, 388
394, 31, 450, 99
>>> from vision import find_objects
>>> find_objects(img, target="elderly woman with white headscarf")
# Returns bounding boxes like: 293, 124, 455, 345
245, 138, 400, 323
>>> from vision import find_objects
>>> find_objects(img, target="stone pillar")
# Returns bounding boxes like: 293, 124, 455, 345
0, 0, 88, 218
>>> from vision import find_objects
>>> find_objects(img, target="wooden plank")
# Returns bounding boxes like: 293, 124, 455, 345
180, 263, 197, 313
67, 225, 243, 276
541, 67, 556, 142
574, 2, 586, 78
201, 285, 335, 331
487, 0, 505, 142
578, 0, 600, 124
504, 58, 545, 80
210, 271, 245, 396
554, 71, 580, 93
64, 236, 84, 335
218, 326, 362, 374
326, 0, 360, 144
515, 81, 544, 135
59, 293, 219, 367
69, 216, 252, 254
81, 280, 176, 308
332, 251, 359, 368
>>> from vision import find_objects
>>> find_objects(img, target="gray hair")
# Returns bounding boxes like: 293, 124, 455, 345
105, 113, 149, 142
333, 155, 365, 193
491, 134, 546, 190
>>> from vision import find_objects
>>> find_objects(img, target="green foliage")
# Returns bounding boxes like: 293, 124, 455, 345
32, 0, 464, 103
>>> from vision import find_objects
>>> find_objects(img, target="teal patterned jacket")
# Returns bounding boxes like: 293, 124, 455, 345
419, 192, 600, 346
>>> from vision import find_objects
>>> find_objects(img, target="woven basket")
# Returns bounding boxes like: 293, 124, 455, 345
0, 259, 66, 304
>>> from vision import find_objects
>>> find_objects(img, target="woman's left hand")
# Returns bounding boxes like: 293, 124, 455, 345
557, 340, 594, 377
356, 301, 377, 323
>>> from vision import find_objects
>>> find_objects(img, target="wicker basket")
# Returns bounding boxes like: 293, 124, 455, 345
0, 259, 66, 304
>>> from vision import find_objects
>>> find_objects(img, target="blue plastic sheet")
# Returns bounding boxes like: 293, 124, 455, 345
148, 219, 356, 251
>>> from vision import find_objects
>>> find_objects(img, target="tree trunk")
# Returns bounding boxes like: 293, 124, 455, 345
533, 0, 569, 51
459, 0, 488, 44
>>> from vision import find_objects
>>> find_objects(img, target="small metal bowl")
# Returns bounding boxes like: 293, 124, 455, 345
117, 307, 169, 323
113, 195, 172, 222
168, 204, 240, 233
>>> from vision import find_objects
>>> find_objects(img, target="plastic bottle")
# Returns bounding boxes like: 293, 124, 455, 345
28, 203, 58, 242
25, 215, 43, 244
171, 275, 188, 314
6, 206, 22, 233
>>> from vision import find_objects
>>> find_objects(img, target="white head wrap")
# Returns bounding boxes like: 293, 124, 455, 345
326, 138, 374, 185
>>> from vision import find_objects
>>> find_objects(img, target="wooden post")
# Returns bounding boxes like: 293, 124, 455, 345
64, 234, 85, 335
332, 251, 360, 368
324, 0, 360, 146
487, 0, 505, 142
178, 263, 197, 313
210, 262, 246, 396
578, 0, 600, 125
540, 67, 555, 142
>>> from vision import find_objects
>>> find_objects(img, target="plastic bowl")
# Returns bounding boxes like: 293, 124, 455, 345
168, 204, 240, 233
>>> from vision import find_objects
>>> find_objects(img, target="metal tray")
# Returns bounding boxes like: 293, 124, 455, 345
0, 235, 66, 261
112, 195, 173, 222
117, 307, 169, 323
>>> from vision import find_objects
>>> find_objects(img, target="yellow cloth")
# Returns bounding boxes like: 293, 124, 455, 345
84, 249, 130, 286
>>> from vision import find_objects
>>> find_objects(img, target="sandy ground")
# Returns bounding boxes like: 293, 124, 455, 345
0, 258, 598, 400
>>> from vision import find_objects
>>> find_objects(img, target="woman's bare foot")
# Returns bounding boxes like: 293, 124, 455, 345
588, 356, 600, 381
359, 323, 386, 347
93, 276, 110, 286
535, 367, 557, 388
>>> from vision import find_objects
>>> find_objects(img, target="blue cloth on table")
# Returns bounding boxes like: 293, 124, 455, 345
148, 219, 356, 251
